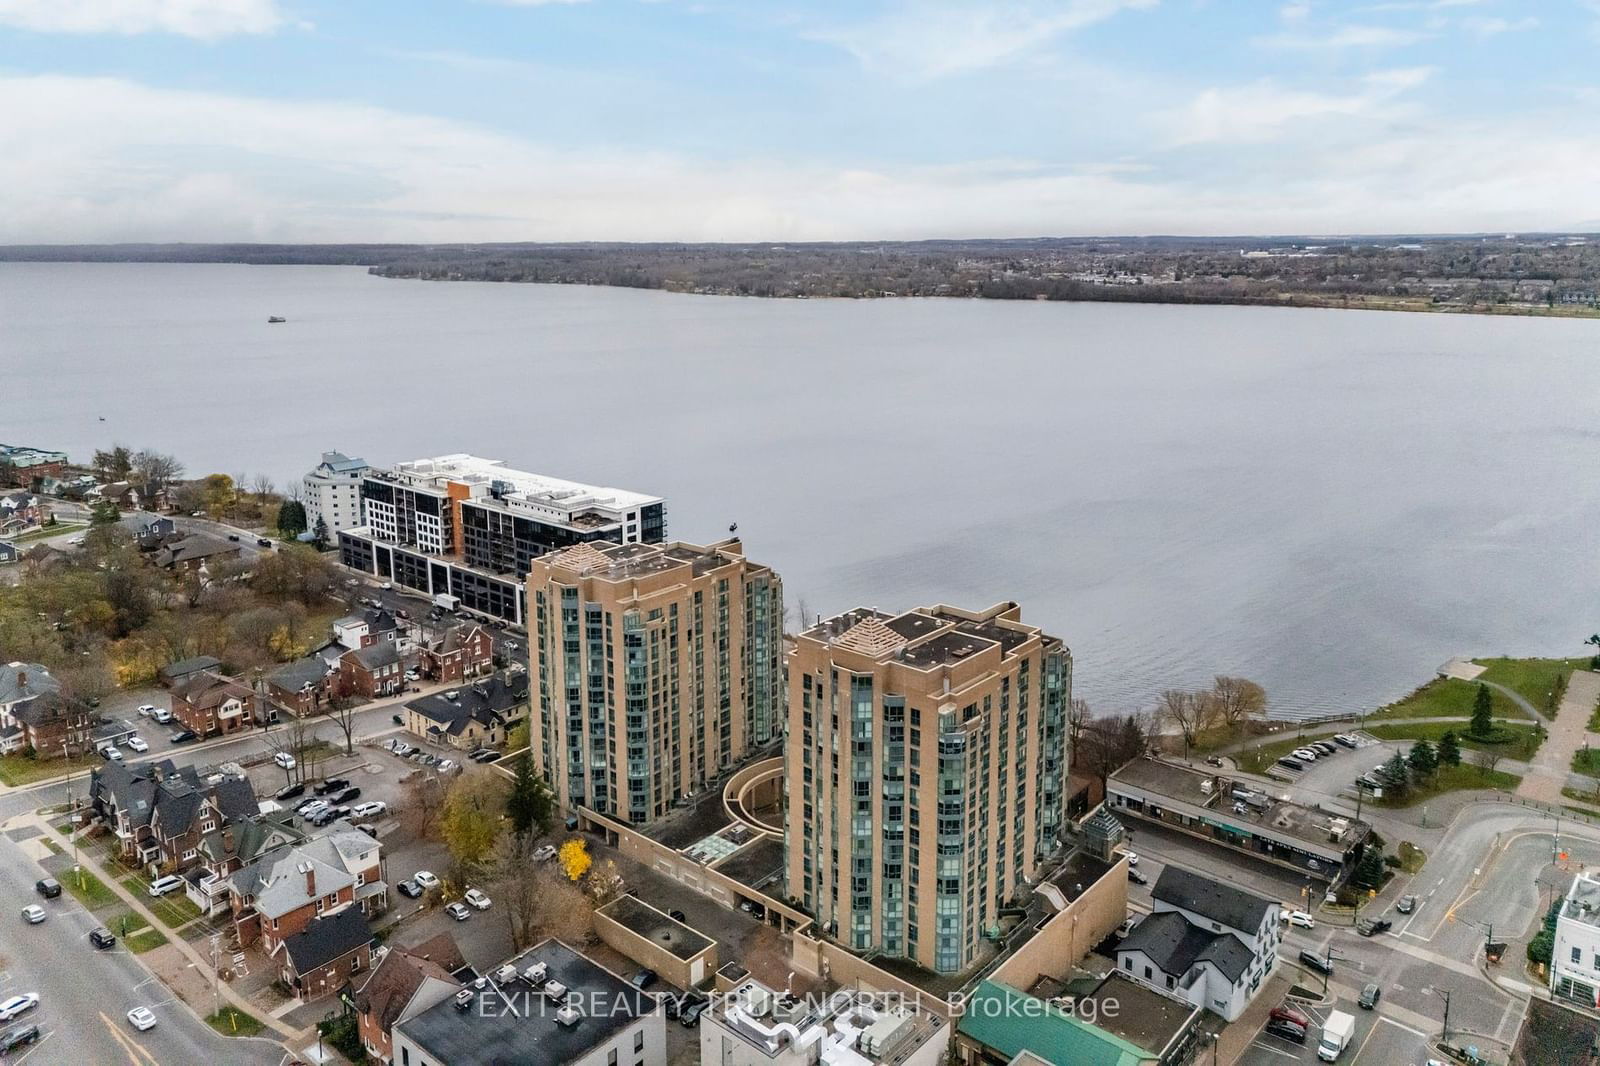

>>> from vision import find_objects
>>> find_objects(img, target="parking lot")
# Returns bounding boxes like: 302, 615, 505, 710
1235, 989, 1432, 1065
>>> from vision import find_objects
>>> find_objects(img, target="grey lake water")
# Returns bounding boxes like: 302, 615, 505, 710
4, 262, 1598, 718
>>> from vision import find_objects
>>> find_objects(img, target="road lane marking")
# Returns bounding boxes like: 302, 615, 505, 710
99, 1011, 160, 1066
1377, 1015, 1429, 1038
10, 1029, 52, 1065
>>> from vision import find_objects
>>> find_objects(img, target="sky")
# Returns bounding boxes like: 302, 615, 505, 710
2, 0, 1598, 243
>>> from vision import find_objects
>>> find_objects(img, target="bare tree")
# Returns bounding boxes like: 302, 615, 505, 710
1158, 689, 1214, 761
1077, 712, 1151, 789
250, 474, 275, 502
489, 833, 544, 949
1210, 676, 1267, 731
1067, 697, 1092, 758
533, 868, 597, 946
1469, 747, 1505, 779
131, 449, 185, 500
399, 771, 446, 839
260, 717, 316, 785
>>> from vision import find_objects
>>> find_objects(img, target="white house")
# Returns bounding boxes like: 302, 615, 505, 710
303, 451, 369, 536
1552, 873, 1600, 1007
1115, 865, 1281, 1021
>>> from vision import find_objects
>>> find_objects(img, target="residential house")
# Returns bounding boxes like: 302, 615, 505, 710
349, 933, 467, 1063
171, 670, 257, 737
278, 907, 375, 1001
229, 824, 387, 953
159, 656, 223, 689
0, 662, 93, 758
1114, 866, 1281, 1022
190, 810, 309, 916
95, 481, 142, 511
333, 607, 411, 652
416, 623, 493, 683
266, 655, 337, 718
404, 672, 529, 752
339, 642, 405, 701
0, 542, 16, 566
88, 760, 259, 875
152, 532, 240, 572
0, 491, 43, 533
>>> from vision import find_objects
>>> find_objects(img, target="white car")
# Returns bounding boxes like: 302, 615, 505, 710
152, 708, 173, 723
464, 888, 491, 911
351, 801, 387, 818
446, 902, 470, 921
1292, 748, 1318, 761
147, 875, 185, 897
274, 751, 297, 770
0, 994, 38, 1021
1283, 910, 1315, 929
1124, 852, 1138, 866
100, 746, 123, 762
532, 844, 557, 863
436, 759, 458, 774
414, 871, 440, 890
126, 1007, 157, 1031
137, 704, 156, 717
125, 735, 148, 753
20, 905, 45, 924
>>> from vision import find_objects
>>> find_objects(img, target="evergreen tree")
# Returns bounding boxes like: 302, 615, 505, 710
276, 499, 308, 538
1437, 730, 1462, 767
1407, 739, 1437, 779
506, 752, 553, 836
1379, 751, 1410, 798
89, 498, 120, 526
1470, 683, 1494, 738
1353, 847, 1385, 889
311, 515, 330, 551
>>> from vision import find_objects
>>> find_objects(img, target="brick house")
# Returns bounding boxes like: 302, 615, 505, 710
189, 810, 309, 916
0, 662, 93, 758
277, 907, 374, 1001
171, 670, 256, 737
229, 825, 387, 953
88, 760, 259, 874
404, 672, 529, 752
339, 642, 405, 701
265, 655, 336, 717
0, 491, 43, 533
349, 933, 466, 1063
417, 624, 493, 684
152, 533, 240, 572
333, 608, 412, 652
0, 445, 67, 488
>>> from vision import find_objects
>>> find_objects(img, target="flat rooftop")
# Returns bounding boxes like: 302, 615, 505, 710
1563, 874, 1600, 929
647, 787, 736, 850
396, 939, 651, 1065
1071, 972, 1197, 1055
597, 895, 714, 960
710, 980, 945, 1066
715, 837, 786, 893
1110, 757, 1370, 853
381, 453, 661, 511
803, 603, 1053, 671
1046, 850, 1116, 903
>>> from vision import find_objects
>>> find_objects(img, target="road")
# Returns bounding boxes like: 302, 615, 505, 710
0, 828, 283, 1066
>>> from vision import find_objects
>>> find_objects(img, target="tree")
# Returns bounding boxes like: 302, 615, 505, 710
1437, 730, 1462, 768
507, 753, 554, 837
1210, 676, 1267, 730
1470, 683, 1494, 738
250, 474, 275, 502
441, 773, 507, 875
400, 772, 446, 839
488, 833, 544, 950
88, 498, 120, 526
1066, 698, 1091, 757
587, 859, 625, 906
1469, 747, 1505, 780
1352, 846, 1385, 890
275, 500, 307, 539
1407, 739, 1437, 780
311, 515, 330, 552
1157, 689, 1214, 760
559, 838, 592, 882
1378, 752, 1410, 799
92, 445, 134, 482
324, 696, 359, 756
1077, 712, 1150, 788
131, 449, 184, 499
199, 474, 236, 518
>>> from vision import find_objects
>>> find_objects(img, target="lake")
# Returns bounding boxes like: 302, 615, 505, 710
4, 262, 1597, 718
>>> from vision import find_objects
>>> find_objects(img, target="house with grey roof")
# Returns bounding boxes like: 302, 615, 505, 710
229, 824, 386, 953
338, 640, 406, 700
0, 662, 92, 758
88, 758, 260, 884
277, 906, 375, 1002
266, 654, 337, 717
404, 671, 529, 751
1115, 866, 1281, 1021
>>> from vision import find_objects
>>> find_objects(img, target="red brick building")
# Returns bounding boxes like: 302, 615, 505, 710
171, 671, 255, 737
350, 933, 466, 1063
338, 642, 405, 701
229, 826, 386, 952
418, 624, 493, 684
276, 908, 374, 1001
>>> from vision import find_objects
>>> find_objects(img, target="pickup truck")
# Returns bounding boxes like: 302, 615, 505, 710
1317, 1010, 1355, 1061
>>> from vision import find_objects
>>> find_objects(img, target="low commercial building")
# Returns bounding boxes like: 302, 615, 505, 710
1551, 872, 1600, 1008
392, 938, 665, 1066
702, 978, 949, 1066
594, 894, 718, 990
1114, 866, 1281, 1021
1106, 756, 1370, 884
955, 979, 1161, 1066
0, 444, 67, 487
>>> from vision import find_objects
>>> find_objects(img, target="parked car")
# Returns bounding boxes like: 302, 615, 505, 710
392, 714, 404, 726
0, 994, 39, 1022
1335, 735, 1359, 748
1298, 949, 1333, 975
532, 845, 557, 863
315, 778, 350, 795
1277, 758, 1304, 771
147, 875, 185, 897
331, 786, 362, 804
1283, 910, 1315, 929
1204, 755, 1224, 767
34, 878, 60, 899
0, 1024, 40, 1053
273, 752, 296, 770
352, 801, 387, 818
464, 888, 491, 911
397, 879, 422, 899
256, 538, 272, 548
152, 709, 173, 724
354, 823, 379, 838
168, 729, 197, 744
1359, 982, 1382, 1010
1291, 748, 1317, 761
1124, 852, 1139, 866
125, 735, 148, 753
126, 1007, 158, 1031
630, 969, 658, 990
414, 871, 441, 890
89, 927, 117, 949
1270, 1004, 1310, 1028
679, 998, 708, 1027
276, 783, 306, 801
100, 746, 123, 762
1116, 916, 1138, 938
1127, 868, 1149, 886
436, 759, 458, 774
446, 902, 470, 921
1396, 894, 1418, 914
477, 751, 502, 763
137, 704, 156, 717
19, 906, 45, 925
1264, 1019, 1307, 1044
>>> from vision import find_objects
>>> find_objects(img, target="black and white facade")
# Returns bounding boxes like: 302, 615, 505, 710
339, 454, 665, 625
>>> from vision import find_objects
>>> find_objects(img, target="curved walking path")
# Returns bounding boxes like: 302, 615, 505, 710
1517, 670, 1600, 805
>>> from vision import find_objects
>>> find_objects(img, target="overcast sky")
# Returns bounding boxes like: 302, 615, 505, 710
3, 0, 1598, 243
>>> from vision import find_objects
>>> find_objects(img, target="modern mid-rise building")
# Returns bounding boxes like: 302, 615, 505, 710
338, 454, 664, 625
302, 451, 369, 535
528, 539, 782, 826
1551, 872, 1600, 1008
785, 602, 1070, 974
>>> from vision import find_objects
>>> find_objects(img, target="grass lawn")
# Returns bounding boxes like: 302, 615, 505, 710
1378, 763, 1521, 806
126, 925, 169, 953
0, 752, 106, 787
118, 875, 202, 927
1396, 841, 1426, 873
1364, 720, 1540, 756
41, 839, 61, 856
1475, 657, 1590, 717
1369, 677, 1526, 721
61, 867, 120, 910
1573, 748, 1600, 775
205, 1008, 265, 1038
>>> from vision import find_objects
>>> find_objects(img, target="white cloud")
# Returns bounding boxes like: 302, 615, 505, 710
1279, 2, 1312, 21
808, 0, 1157, 81
0, 0, 283, 37
1166, 68, 1432, 145
0, 73, 1594, 243
1460, 15, 1537, 37
1256, 23, 1429, 48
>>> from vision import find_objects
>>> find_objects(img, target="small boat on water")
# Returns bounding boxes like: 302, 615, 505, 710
267, 316, 287, 324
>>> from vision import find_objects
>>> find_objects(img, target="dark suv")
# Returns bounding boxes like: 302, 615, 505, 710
1298, 949, 1333, 975
34, 878, 60, 899
0, 1025, 40, 1053
89, 927, 117, 949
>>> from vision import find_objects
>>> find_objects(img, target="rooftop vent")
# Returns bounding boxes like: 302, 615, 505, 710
494, 964, 518, 984
555, 1005, 581, 1027
523, 962, 548, 985
543, 980, 569, 1003
453, 989, 475, 1012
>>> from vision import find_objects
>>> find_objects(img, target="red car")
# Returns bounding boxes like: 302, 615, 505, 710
1270, 1004, 1310, 1028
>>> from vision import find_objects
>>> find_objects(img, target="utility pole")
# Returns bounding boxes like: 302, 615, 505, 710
210, 933, 222, 1019
64, 740, 80, 883
1436, 987, 1453, 1043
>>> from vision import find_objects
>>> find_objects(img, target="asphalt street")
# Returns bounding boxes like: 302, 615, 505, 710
0, 829, 284, 1066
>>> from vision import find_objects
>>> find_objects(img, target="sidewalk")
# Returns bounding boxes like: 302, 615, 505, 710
28, 812, 303, 1043
1517, 671, 1600, 805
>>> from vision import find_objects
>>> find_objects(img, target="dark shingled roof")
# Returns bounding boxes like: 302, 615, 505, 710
1118, 910, 1254, 983
282, 907, 373, 974
352, 934, 466, 1039
349, 642, 403, 671
1152, 865, 1274, 934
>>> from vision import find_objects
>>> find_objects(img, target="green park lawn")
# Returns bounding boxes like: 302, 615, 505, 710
61, 867, 119, 910
1474, 657, 1590, 717
1369, 677, 1525, 721
1377, 763, 1521, 807
0, 752, 105, 787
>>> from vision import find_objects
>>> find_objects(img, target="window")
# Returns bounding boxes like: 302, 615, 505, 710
634, 1031, 644, 1052
609, 1052, 619, 1066
1575, 946, 1584, 965
182, 848, 197, 860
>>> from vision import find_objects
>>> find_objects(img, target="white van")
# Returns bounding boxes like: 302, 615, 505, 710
147, 875, 185, 897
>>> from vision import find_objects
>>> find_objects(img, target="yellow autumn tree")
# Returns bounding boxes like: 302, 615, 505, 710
267, 623, 310, 661
559, 838, 592, 882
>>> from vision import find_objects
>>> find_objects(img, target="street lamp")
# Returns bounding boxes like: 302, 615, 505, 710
1435, 987, 1453, 1043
